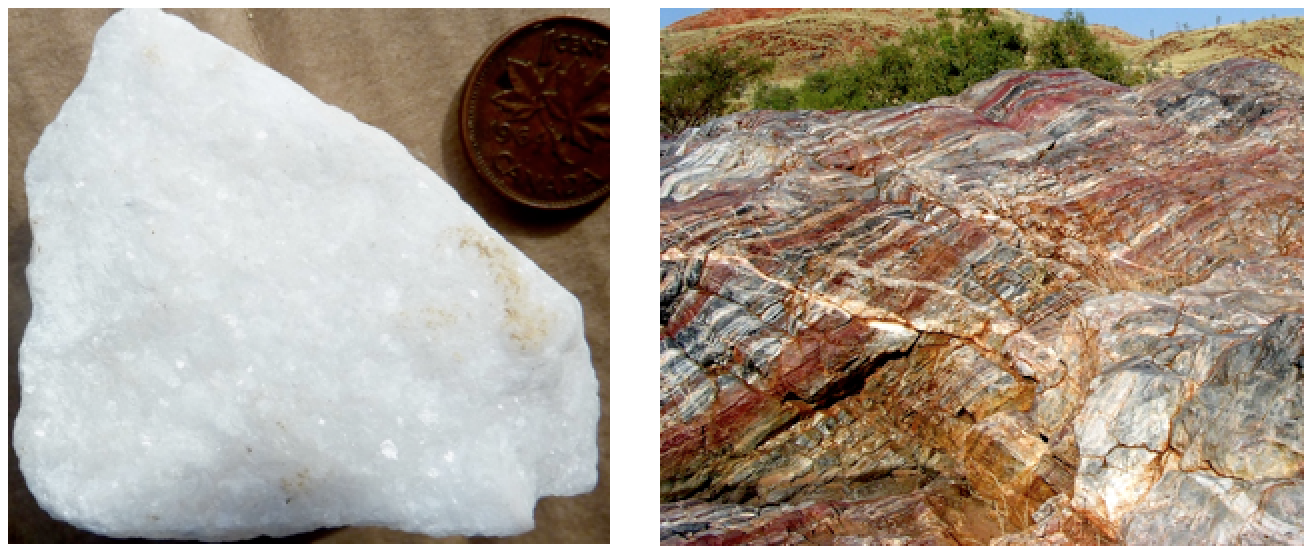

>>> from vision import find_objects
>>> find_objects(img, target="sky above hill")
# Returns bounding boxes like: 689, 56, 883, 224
658, 8, 1304, 39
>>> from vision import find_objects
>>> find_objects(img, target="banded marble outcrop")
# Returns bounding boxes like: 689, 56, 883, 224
660, 59, 1302, 545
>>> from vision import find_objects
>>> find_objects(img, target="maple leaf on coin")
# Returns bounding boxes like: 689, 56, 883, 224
492, 59, 555, 121
543, 59, 609, 152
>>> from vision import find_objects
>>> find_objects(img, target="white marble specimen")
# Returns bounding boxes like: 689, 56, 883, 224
15, 8, 597, 541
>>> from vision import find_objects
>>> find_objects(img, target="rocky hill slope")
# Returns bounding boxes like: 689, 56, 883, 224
661, 8, 1302, 85
1127, 17, 1303, 77
661, 8, 1053, 84
659, 59, 1303, 545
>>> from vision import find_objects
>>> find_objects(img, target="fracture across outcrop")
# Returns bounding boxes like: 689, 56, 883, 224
659, 59, 1302, 545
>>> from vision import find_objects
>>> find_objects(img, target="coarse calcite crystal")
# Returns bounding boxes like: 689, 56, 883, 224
15, 9, 597, 541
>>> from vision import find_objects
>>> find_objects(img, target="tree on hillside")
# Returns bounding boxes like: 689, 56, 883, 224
788, 45, 917, 110
1031, 9, 1137, 86
772, 9, 1027, 111
774, 10, 1027, 111
902, 8, 1029, 100
660, 47, 773, 135
957, 7, 991, 27
738, 8, 1145, 112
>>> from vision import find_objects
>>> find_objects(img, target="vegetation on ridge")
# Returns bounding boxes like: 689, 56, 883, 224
661, 9, 1174, 134
758, 9, 1151, 112
660, 47, 773, 136
1030, 9, 1139, 85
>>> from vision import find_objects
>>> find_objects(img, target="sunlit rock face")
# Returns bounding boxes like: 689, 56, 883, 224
16, 9, 597, 541
660, 59, 1301, 545
661, 478, 1018, 545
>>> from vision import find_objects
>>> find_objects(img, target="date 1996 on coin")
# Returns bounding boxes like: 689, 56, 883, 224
461, 17, 609, 210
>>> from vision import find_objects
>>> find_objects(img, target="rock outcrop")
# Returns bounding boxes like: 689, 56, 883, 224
659, 59, 1302, 545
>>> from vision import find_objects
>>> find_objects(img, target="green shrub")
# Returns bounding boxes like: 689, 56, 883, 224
785, 46, 916, 110
660, 47, 773, 135
901, 10, 1029, 99
751, 9, 1027, 112
1031, 9, 1139, 86
724, 9, 1143, 114
752, 83, 799, 110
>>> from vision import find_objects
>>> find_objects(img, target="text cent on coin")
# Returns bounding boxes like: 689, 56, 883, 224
461, 17, 609, 210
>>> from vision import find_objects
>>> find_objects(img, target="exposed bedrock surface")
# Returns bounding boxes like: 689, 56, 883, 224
659, 59, 1302, 545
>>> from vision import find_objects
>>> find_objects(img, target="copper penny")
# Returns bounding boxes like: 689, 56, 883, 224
461, 16, 609, 210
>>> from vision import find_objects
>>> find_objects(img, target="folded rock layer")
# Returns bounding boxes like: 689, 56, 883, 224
659, 59, 1302, 545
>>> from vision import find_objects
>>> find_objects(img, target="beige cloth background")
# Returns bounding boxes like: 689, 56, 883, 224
8, 8, 609, 543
